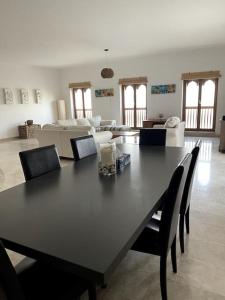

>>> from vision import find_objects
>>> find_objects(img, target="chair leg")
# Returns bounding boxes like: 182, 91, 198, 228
171, 236, 177, 273
185, 206, 190, 234
88, 284, 97, 300
179, 215, 185, 253
160, 255, 168, 300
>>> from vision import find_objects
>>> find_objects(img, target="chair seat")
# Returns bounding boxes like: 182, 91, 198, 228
16, 258, 88, 300
131, 217, 161, 256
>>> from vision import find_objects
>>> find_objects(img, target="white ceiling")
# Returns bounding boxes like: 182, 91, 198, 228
0, 0, 225, 68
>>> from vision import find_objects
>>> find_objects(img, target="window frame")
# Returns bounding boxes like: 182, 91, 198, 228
182, 78, 218, 132
72, 87, 92, 119
121, 83, 147, 129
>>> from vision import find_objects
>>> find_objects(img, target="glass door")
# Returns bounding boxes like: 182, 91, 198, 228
183, 79, 218, 131
122, 84, 147, 128
200, 80, 217, 130
73, 88, 92, 118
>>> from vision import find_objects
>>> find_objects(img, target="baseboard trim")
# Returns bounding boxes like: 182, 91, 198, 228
0, 137, 19, 143
184, 131, 219, 137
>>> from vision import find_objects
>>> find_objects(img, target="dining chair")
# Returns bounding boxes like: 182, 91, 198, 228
19, 145, 61, 181
179, 139, 201, 253
0, 240, 96, 300
131, 153, 192, 300
139, 128, 166, 146
70, 135, 97, 161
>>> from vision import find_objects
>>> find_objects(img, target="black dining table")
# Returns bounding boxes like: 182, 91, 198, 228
0, 144, 187, 294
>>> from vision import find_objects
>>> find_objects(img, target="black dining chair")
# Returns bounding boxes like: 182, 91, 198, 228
70, 135, 97, 161
154, 140, 201, 253
19, 145, 61, 181
0, 240, 96, 300
131, 153, 192, 300
179, 139, 201, 253
139, 128, 166, 146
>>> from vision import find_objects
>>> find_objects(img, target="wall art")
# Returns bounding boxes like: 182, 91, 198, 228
20, 89, 29, 104
3, 88, 13, 104
35, 89, 41, 103
151, 84, 176, 94
95, 88, 114, 97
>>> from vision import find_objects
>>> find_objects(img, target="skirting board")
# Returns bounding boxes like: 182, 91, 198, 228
184, 131, 219, 137
0, 137, 19, 143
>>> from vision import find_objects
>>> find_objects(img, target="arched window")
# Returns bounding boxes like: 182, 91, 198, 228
73, 88, 92, 118
183, 78, 218, 131
122, 83, 147, 128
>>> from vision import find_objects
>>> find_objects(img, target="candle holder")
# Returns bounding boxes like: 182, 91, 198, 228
98, 142, 117, 176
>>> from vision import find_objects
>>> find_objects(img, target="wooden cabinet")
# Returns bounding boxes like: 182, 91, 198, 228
143, 118, 166, 128
18, 124, 41, 139
219, 120, 225, 152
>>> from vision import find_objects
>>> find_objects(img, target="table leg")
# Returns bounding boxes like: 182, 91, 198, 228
88, 284, 97, 300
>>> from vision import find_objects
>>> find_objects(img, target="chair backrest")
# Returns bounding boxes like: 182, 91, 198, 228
70, 135, 97, 161
0, 241, 25, 300
139, 129, 166, 146
180, 139, 201, 215
160, 153, 192, 255
19, 145, 61, 181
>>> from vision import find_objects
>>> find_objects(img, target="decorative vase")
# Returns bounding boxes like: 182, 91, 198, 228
26, 120, 33, 126
98, 142, 116, 176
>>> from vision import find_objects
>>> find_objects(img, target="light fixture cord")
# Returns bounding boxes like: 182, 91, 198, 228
104, 49, 109, 68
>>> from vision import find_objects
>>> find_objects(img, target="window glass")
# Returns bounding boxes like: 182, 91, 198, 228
124, 85, 134, 108
75, 89, 83, 109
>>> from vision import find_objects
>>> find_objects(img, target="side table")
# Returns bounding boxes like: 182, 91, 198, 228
219, 119, 225, 152
18, 124, 41, 139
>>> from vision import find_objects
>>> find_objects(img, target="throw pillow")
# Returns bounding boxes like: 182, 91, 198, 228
88, 115, 101, 127
77, 118, 91, 126
164, 117, 180, 128
57, 119, 77, 126
42, 124, 64, 130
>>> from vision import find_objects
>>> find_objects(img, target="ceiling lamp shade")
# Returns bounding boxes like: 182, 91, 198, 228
101, 68, 114, 78
101, 49, 114, 79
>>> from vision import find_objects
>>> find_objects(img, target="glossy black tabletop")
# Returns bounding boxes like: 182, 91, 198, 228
0, 144, 187, 283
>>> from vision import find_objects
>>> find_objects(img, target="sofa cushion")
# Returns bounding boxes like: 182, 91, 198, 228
42, 124, 64, 130
164, 117, 180, 128
57, 119, 78, 126
88, 115, 101, 127
77, 118, 91, 126
99, 125, 131, 131
100, 120, 116, 126
64, 125, 96, 135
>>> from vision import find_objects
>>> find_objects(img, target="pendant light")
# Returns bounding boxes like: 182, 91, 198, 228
101, 49, 114, 79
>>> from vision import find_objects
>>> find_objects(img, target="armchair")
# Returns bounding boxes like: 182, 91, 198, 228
153, 121, 185, 147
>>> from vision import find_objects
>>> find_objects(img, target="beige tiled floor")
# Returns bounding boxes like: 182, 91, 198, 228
0, 137, 225, 299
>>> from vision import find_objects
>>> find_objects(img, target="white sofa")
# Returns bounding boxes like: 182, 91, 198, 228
153, 121, 185, 147
56, 115, 130, 132
35, 121, 112, 158
62, 115, 117, 130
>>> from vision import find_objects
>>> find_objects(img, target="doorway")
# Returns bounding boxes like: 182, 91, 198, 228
182, 79, 218, 131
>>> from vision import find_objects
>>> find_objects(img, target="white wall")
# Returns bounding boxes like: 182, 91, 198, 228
0, 63, 60, 139
60, 46, 225, 134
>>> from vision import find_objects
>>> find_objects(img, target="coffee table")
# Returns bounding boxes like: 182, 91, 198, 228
111, 131, 138, 138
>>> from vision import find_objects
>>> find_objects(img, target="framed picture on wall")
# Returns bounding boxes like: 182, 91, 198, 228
151, 84, 176, 94
95, 88, 114, 97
